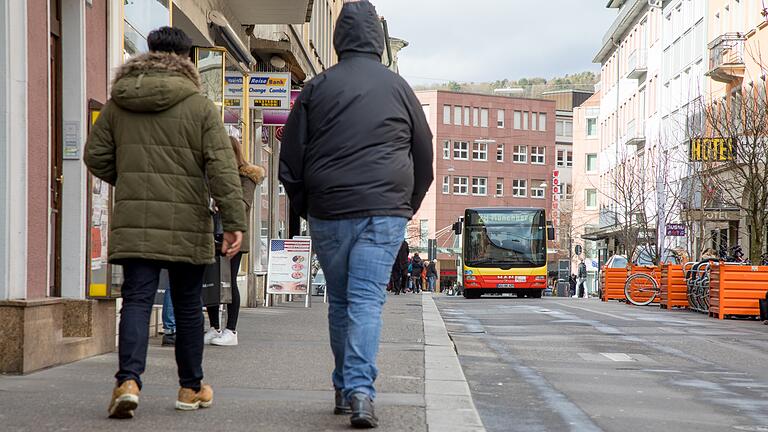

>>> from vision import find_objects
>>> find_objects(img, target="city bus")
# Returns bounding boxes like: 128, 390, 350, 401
453, 207, 555, 299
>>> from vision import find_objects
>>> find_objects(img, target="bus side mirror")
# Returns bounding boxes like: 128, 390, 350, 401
452, 221, 462, 235
547, 227, 555, 241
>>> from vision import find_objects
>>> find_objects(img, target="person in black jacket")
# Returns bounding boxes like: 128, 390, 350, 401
278, 1, 433, 428
390, 241, 409, 295
426, 260, 438, 292
411, 253, 424, 293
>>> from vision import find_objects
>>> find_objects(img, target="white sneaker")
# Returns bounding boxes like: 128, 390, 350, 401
204, 327, 221, 345
211, 329, 238, 346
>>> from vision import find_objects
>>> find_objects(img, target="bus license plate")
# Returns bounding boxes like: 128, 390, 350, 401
497, 283, 515, 288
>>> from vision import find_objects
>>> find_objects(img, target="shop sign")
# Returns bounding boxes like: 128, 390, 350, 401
689, 137, 735, 162
249, 72, 291, 109
266, 239, 312, 295
263, 90, 301, 126
666, 223, 686, 237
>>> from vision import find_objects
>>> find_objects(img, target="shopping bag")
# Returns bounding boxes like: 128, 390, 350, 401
201, 255, 232, 306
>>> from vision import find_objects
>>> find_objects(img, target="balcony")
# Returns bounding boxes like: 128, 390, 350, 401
706, 33, 746, 84
627, 49, 647, 80
226, 0, 313, 25
622, 119, 646, 147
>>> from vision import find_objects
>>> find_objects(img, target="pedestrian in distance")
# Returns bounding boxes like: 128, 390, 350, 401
278, 1, 434, 427
84, 26, 246, 419
391, 241, 409, 295
205, 136, 265, 347
411, 253, 424, 293
569, 274, 577, 298
578, 259, 588, 298
427, 260, 438, 292
160, 270, 175, 347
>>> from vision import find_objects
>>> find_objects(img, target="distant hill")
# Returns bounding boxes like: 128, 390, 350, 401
413, 71, 599, 98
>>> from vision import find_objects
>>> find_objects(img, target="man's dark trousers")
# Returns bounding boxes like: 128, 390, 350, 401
115, 259, 206, 391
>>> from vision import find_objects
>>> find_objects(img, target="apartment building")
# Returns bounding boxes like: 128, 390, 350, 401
414, 91, 556, 286
571, 92, 602, 292
0, 0, 341, 374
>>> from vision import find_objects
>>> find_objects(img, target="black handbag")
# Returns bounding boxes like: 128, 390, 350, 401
202, 254, 232, 306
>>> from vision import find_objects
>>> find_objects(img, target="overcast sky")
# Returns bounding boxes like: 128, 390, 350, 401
371, 1, 617, 85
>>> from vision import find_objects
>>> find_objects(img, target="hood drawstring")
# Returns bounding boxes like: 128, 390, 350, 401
135, 73, 145, 89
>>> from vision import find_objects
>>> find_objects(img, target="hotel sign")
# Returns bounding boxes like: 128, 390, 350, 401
689, 138, 735, 162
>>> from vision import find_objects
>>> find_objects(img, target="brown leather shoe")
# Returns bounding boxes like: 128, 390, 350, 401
108, 380, 140, 419
175, 383, 213, 411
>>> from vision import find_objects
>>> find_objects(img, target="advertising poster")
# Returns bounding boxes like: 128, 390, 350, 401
266, 239, 312, 295
249, 72, 291, 109
263, 90, 301, 126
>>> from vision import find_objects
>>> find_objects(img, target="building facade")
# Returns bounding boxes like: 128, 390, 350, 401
0, 0, 342, 374
414, 90, 556, 288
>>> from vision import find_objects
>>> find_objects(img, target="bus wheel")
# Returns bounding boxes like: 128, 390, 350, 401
464, 290, 480, 299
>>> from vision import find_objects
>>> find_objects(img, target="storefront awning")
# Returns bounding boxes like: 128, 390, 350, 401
227, 0, 313, 25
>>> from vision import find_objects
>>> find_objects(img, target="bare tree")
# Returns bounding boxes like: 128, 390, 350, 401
696, 81, 768, 262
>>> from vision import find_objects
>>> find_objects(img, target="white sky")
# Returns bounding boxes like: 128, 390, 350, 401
371, 0, 617, 85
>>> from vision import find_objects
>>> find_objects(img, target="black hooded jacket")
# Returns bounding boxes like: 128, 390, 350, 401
279, 1, 434, 220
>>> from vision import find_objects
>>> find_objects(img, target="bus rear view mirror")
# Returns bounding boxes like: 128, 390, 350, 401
452, 221, 462, 235
547, 227, 555, 241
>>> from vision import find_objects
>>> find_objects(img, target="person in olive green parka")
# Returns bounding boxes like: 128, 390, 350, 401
84, 27, 246, 420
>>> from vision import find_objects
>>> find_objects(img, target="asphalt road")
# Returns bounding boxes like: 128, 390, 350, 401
434, 296, 768, 432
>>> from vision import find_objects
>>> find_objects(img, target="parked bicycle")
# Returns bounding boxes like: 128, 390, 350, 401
624, 266, 660, 306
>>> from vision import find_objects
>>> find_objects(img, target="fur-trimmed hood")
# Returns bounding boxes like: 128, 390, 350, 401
110, 51, 202, 113
240, 164, 266, 185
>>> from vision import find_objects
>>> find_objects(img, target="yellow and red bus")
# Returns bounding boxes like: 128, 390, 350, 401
453, 207, 555, 299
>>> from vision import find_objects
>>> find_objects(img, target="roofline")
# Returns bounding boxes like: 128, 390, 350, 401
415, 89, 558, 105
540, 89, 595, 96
593, 0, 649, 64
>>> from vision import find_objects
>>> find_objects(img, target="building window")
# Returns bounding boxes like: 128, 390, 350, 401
472, 141, 487, 161
453, 141, 469, 160
472, 177, 488, 196
496, 178, 504, 196
531, 112, 537, 130
556, 119, 573, 139
464, 107, 471, 126
453, 176, 468, 195
514, 111, 522, 129
496, 143, 504, 162
586, 153, 598, 172
512, 180, 527, 197
531, 181, 545, 199
531, 146, 545, 164
586, 189, 598, 209
480, 108, 489, 128
587, 117, 598, 137
443, 140, 451, 160
443, 105, 451, 124
513, 145, 527, 163
556, 149, 573, 167
523, 112, 529, 130
454, 106, 462, 125
442, 176, 450, 194
473, 108, 479, 127
539, 113, 547, 131
559, 183, 573, 200
497, 109, 505, 128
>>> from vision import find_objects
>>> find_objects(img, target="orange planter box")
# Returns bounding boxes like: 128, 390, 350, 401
709, 263, 768, 319
660, 264, 688, 309
601, 267, 628, 301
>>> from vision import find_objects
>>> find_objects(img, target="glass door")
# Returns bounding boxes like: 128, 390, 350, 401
194, 47, 226, 119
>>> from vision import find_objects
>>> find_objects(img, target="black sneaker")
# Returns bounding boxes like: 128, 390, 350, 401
349, 392, 378, 429
162, 333, 176, 347
334, 389, 351, 415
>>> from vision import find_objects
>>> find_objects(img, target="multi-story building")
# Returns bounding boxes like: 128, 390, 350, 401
414, 90, 556, 288
571, 92, 602, 292
0, 0, 342, 374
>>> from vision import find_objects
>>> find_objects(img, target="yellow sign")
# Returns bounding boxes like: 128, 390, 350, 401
224, 98, 241, 107
689, 138, 734, 162
253, 99, 282, 108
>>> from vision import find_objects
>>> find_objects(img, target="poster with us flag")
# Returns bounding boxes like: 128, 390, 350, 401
266, 238, 312, 295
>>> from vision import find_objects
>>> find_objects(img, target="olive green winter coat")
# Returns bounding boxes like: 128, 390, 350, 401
84, 51, 247, 265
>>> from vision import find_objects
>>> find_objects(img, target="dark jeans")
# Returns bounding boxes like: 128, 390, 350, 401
115, 259, 205, 391
206, 252, 243, 331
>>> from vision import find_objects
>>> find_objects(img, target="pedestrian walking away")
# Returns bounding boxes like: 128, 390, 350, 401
84, 26, 247, 420
390, 241, 410, 295
426, 260, 438, 292
411, 253, 424, 293
578, 259, 588, 298
279, 1, 434, 427
205, 136, 265, 347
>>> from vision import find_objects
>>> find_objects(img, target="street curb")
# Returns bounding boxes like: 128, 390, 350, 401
422, 294, 486, 432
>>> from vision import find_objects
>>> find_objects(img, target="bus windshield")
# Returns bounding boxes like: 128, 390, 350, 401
464, 209, 547, 268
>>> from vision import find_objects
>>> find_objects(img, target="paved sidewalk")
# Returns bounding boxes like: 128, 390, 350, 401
0, 295, 428, 431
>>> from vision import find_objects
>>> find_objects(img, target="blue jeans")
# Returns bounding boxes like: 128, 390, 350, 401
428, 275, 436, 292
310, 216, 407, 400
161, 270, 175, 334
